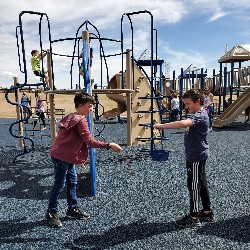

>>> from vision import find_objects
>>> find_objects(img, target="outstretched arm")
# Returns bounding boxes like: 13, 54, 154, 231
153, 119, 193, 130
77, 119, 122, 152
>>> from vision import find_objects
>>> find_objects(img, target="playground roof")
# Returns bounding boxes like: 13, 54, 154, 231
218, 44, 250, 63
178, 64, 207, 78
137, 49, 164, 66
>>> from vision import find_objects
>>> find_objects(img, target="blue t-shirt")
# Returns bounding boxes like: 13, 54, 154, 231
184, 108, 209, 162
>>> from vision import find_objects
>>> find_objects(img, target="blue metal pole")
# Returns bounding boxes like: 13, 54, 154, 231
212, 69, 215, 94
82, 37, 96, 196
159, 64, 163, 92
223, 66, 227, 110
230, 61, 234, 105
238, 62, 241, 98
218, 63, 223, 115
201, 68, 204, 90
94, 84, 99, 121
192, 70, 195, 88
173, 70, 175, 91
179, 68, 184, 120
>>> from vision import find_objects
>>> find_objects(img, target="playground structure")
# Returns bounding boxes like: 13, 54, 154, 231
45, 47, 162, 147
155, 45, 250, 126
6, 10, 168, 195
212, 44, 250, 127
5, 10, 250, 195
212, 87, 250, 127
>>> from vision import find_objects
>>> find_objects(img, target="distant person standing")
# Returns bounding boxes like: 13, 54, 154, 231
169, 93, 180, 122
21, 92, 30, 122
204, 87, 214, 128
167, 89, 175, 110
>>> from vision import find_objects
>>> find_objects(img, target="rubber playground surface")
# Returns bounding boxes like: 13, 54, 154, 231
0, 117, 249, 250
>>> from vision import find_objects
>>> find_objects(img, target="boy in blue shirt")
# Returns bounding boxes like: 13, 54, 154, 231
154, 89, 214, 228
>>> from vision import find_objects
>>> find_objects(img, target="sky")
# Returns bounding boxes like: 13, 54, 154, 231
1, 0, 250, 90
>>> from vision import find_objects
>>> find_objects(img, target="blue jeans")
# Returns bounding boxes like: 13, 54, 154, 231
48, 157, 78, 213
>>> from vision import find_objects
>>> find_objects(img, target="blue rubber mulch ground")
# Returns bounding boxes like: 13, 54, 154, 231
0, 118, 249, 250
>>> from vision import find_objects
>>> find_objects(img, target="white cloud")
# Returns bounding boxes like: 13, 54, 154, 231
207, 9, 228, 22
161, 44, 219, 78
241, 44, 250, 52
2, 71, 17, 77
1, 0, 250, 89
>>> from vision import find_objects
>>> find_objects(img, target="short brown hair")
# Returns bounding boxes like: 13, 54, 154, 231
172, 93, 178, 98
74, 91, 94, 108
182, 89, 204, 106
31, 50, 39, 56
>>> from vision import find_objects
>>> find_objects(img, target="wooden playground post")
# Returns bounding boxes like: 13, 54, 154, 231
126, 49, 132, 146
47, 51, 57, 143
14, 76, 24, 147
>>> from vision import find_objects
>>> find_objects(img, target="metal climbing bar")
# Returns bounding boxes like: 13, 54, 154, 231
18, 11, 54, 86
5, 83, 34, 162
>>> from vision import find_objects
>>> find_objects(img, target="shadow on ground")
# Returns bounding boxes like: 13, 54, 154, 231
212, 121, 250, 132
0, 147, 92, 199
0, 218, 50, 244
197, 215, 250, 243
64, 219, 181, 249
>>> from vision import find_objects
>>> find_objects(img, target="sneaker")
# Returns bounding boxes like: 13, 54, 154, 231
45, 211, 62, 228
199, 210, 215, 222
44, 87, 51, 91
66, 206, 90, 220
175, 214, 202, 228
41, 127, 46, 130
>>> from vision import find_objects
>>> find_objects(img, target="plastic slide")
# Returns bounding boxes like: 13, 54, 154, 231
213, 87, 250, 127
102, 74, 127, 117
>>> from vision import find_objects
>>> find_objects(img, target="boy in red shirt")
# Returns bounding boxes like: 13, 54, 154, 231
46, 91, 122, 228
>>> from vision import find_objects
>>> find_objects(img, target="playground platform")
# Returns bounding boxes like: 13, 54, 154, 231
0, 117, 249, 249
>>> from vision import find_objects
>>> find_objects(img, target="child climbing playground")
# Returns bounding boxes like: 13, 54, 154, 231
31, 49, 50, 90
46, 91, 122, 228
33, 94, 46, 130
153, 89, 215, 228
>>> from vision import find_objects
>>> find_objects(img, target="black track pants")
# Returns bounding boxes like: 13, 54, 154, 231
186, 160, 211, 214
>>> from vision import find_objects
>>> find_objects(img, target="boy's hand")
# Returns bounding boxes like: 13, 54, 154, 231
153, 123, 163, 129
110, 143, 123, 152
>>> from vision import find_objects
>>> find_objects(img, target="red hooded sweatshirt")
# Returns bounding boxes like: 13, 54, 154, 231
50, 113, 108, 166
